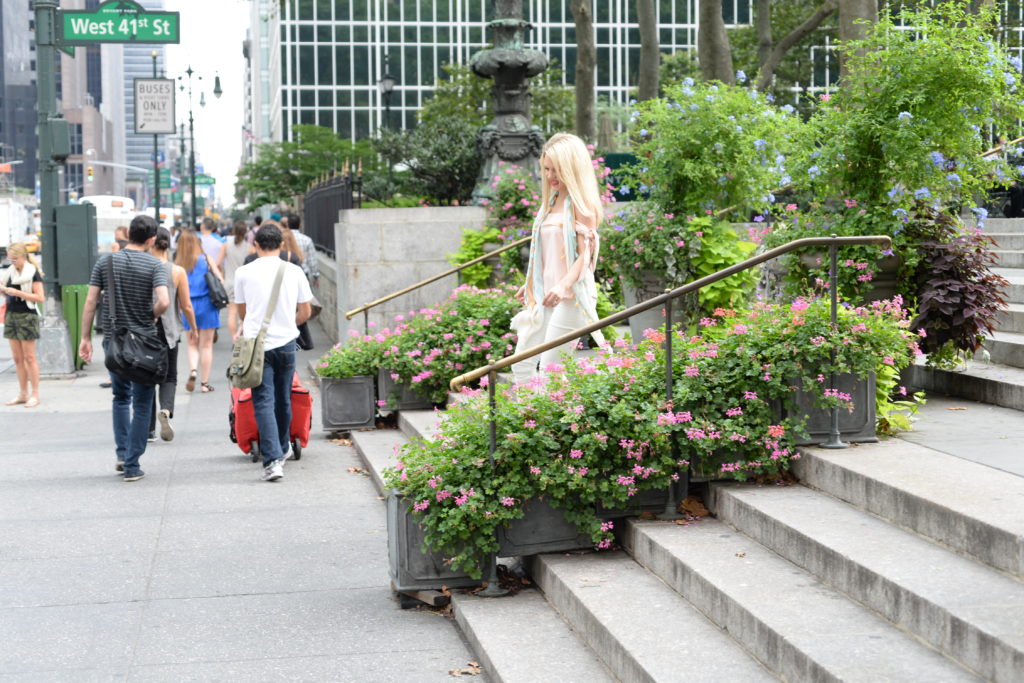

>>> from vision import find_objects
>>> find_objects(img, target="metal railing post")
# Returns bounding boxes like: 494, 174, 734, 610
662, 295, 682, 517
363, 309, 369, 336
822, 236, 848, 449
479, 369, 509, 597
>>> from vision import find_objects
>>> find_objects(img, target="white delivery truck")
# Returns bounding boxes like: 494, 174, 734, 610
0, 198, 32, 260
78, 195, 135, 251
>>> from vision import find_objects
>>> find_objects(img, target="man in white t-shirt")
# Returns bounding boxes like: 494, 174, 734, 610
234, 223, 313, 481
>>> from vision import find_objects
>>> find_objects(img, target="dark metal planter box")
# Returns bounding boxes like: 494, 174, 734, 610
596, 480, 685, 518
786, 371, 877, 445
497, 497, 593, 556
378, 368, 434, 410
386, 491, 480, 592
318, 374, 376, 431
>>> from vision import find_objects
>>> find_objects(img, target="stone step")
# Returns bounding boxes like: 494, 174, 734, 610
990, 233, 1024, 249
527, 550, 778, 682
350, 428, 405, 494
792, 440, 1024, 579
987, 329, 1024, 368
906, 353, 1024, 409
983, 218, 1024, 233
993, 249, 1024, 267
710, 483, 1024, 682
398, 409, 441, 443
624, 518, 981, 682
451, 589, 616, 683
996, 302, 1024, 333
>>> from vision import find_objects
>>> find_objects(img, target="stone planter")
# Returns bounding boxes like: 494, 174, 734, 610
596, 480, 685, 518
620, 270, 691, 342
496, 497, 593, 556
318, 374, 376, 431
386, 492, 480, 592
378, 368, 434, 411
784, 371, 877, 445
798, 252, 902, 304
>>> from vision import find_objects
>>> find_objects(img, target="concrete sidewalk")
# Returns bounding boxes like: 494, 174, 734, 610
0, 318, 482, 682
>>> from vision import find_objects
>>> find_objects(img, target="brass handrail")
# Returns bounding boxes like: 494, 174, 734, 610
344, 235, 532, 321
450, 234, 892, 391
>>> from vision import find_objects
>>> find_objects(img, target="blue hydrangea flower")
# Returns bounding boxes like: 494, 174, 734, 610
946, 173, 961, 184
780, 175, 791, 186
892, 208, 907, 218
782, 105, 795, 114
736, 70, 747, 83
753, 139, 767, 150
681, 87, 694, 96
618, 186, 631, 196
808, 165, 821, 178
929, 151, 945, 167
898, 111, 913, 122
887, 187, 901, 199
914, 187, 931, 200
1011, 56, 1023, 72
639, 128, 648, 136
766, 93, 775, 103
683, 77, 695, 87
972, 207, 989, 220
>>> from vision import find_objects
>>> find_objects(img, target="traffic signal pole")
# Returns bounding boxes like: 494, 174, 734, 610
33, 0, 75, 375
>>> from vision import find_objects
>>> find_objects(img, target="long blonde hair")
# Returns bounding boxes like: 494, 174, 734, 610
280, 226, 304, 263
538, 132, 603, 226
6, 242, 43, 276
174, 229, 202, 273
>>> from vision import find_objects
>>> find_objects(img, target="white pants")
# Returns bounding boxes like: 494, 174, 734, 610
511, 301, 590, 386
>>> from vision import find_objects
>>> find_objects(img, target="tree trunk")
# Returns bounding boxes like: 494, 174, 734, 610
637, 0, 660, 101
698, 0, 735, 84
838, 0, 878, 79
571, 0, 596, 142
755, 0, 839, 91
755, 0, 772, 74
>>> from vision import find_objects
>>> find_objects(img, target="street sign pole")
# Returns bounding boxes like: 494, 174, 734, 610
34, 0, 75, 375
152, 52, 160, 228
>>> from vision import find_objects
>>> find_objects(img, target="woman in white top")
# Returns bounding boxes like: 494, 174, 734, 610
511, 132, 604, 385
220, 220, 254, 340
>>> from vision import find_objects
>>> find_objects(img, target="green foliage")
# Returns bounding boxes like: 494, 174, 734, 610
235, 125, 377, 210
373, 119, 481, 205
621, 78, 802, 216
316, 286, 521, 405
601, 203, 697, 289
447, 226, 501, 289
658, 50, 701, 91
418, 62, 575, 134
688, 218, 759, 312
383, 294, 921, 576
789, 1, 1024, 210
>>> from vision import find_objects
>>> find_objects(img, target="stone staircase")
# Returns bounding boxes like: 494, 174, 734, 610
344, 221, 1024, 681
907, 217, 1024, 408
351, 404, 1024, 682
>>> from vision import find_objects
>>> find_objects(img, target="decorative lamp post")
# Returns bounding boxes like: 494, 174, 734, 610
378, 66, 396, 185
470, 0, 549, 204
177, 67, 221, 227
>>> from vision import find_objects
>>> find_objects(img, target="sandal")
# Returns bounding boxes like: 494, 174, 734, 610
24, 397, 39, 408
201, 382, 214, 393
5, 396, 27, 406
186, 371, 197, 392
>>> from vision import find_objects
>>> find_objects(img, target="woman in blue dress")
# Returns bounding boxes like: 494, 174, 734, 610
175, 230, 225, 392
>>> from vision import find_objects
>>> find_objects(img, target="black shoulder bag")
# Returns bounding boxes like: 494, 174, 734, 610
103, 253, 169, 386
204, 255, 229, 309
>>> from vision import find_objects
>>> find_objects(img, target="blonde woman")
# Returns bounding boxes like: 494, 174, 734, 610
220, 220, 253, 339
174, 230, 224, 393
511, 132, 604, 385
3, 242, 46, 407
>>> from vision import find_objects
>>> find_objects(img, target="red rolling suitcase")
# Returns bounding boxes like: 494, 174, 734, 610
229, 372, 313, 462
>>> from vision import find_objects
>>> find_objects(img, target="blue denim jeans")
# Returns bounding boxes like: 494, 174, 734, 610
251, 341, 296, 467
106, 341, 156, 476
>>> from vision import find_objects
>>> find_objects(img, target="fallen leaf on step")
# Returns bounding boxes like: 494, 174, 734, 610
639, 511, 659, 520
947, 407, 968, 411
347, 466, 369, 475
735, 552, 746, 558
329, 437, 353, 446
679, 496, 710, 517
449, 661, 482, 676
376, 496, 385, 501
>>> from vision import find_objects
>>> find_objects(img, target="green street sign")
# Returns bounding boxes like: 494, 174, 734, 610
57, 1, 180, 46
147, 170, 173, 189
194, 173, 216, 186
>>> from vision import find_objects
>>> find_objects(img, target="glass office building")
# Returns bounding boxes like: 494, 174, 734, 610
259, 1, 753, 146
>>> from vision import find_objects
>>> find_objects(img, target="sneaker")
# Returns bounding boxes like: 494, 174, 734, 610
116, 461, 124, 472
261, 459, 284, 482
281, 444, 292, 461
147, 431, 157, 443
124, 470, 146, 482
158, 409, 174, 441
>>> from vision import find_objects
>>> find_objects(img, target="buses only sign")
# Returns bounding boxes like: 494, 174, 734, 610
134, 79, 175, 134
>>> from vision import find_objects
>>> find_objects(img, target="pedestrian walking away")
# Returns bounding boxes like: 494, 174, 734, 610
284, 213, 319, 287
147, 227, 198, 442
79, 215, 169, 481
221, 220, 254, 341
234, 223, 312, 482
2, 242, 45, 408
511, 132, 604, 385
175, 229, 224, 393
